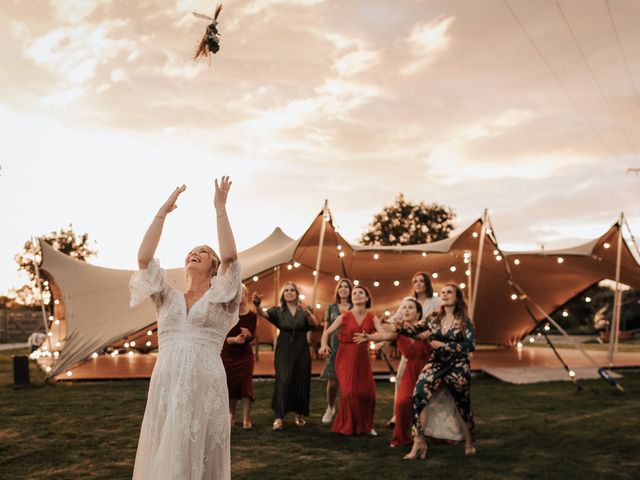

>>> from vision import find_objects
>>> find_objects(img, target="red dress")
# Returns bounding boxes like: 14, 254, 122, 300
221, 311, 257, 400
332, 311, 376, 435
391, 334, 431, 446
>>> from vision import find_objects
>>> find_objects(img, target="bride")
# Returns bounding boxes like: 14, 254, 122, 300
129, 177, 241, 479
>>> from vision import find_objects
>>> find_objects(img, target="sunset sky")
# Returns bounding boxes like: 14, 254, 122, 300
2, 0, 640, 293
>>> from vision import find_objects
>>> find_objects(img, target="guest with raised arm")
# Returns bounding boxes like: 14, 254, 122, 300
253, 283, 319, 430
320, 285, 384, 436
129, 177, 241, 479
319, 278, 353, 424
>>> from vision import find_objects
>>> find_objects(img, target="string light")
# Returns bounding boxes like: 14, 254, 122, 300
55, 341, 61, 348
130, 341, 136, 347
516, 341, 523, 349
262, 307, 268, 312
585, 297, 592, 303
472, 232, 479, 238
493, 250, 499, 255
338, 252, 345, 258
47, 331, 53, 337
91, 352, 98, 359
48, 315, 54, 321
111, 350, 119, 357
510, 294, 518, 300
373, 281, 380, 287
562, 311, 569, 318
54, 319, 60, 325
54, 299, 60, 305
128, 351, 135, 357
465, 269, 471, 276
45, 366, 52, 372
450, 266, 456, 272
43, 281, 49, 286
312, 271, 318, 277
252, 276, 259, 282
529, 337, 535, 343
432, 273, 439, 279
389, 376, 396, 383
373, 253, 379, 260
463, 258, 469, 264
293, 262, 301, 268
287, 264, 293, 270
53, 351, 60, 358
316, 303, 322, 309
384, 310, 391, 317
464, 252, 471, 259
603, 243, 610, 249
514, 259, 520, 265
568, 370, 576, 378
496, 255, 502, 261
124, 342, 130, 348
486, 228, 492, 234
337, 245, 342, 250
66, 370, 72, 377
369, 341, 376, 351
353, 280, 360, 286
299, 294, 306, 300
543, 324, 551, 331
146, 341, 152, 347
334, 275, 340, 281
147, 330, 153, 336
393, 280, 400, 286
421, 252, 427, 257
557, 257, 564, 264
460, 283, 466, 289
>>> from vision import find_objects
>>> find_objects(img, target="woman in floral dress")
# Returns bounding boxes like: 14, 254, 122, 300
394, 283, 476, 460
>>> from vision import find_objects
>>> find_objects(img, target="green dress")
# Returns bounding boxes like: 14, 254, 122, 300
265, 306, 314, 417
320, 303, 349, 380
397, 314, 476, 445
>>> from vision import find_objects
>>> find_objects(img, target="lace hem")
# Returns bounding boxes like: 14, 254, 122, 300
129, 258, 166, 307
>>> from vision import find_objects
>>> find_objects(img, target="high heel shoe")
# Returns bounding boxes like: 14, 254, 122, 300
465, 445, 477, 456
403, 441, 427, 460
294, 415, 306, 427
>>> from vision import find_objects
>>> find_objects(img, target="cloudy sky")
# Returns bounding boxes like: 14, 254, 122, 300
2, 0, 640, 293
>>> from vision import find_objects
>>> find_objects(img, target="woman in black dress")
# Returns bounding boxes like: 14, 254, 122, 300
254, 282, 319, 429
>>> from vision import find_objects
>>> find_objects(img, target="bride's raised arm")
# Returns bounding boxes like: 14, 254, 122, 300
214, 176, 238, 275
137, 185, 186, 269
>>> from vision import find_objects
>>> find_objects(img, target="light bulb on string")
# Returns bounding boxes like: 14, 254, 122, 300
450, 266, 456, 272
529, 337, 535, 343
421, 252, 427, 257
54, 319, 60, 326
147, 330, 153, 336
287, 264, 293, 270
585, 297, 591, 303
334, 275, 340, 281
510, 294, 517, 301
460, 283, 466, 289
557, 257, 564, 264
312, 271, 318, 277
516, 341, 523, 349
465, 269, 471, 276
252, 276, 259, 282
472, 232, 479, 238
91, 352, 98, 359
514, 259, 520, 265
432, 273, 438, 279
293, 262, 301, 268
373, 281, 380, 287
299, 294, 306, 300
353, 280, 359, 286
130, 341, 136, 347
373, 253, 379, 260
338, 252, 345, 258
337, 245, 342, 250
393, 280, 400, 286
603, 243, 610, 249
146, 341, 152, 347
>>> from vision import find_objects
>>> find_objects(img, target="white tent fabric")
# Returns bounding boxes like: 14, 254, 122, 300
39, 210, 640, 378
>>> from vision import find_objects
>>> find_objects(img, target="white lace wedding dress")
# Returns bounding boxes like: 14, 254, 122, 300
129, 259, 242, 480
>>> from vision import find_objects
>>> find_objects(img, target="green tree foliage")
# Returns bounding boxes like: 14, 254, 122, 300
360, 194, 455, 246
549, 283, 640, 333
11, 226, 97, 306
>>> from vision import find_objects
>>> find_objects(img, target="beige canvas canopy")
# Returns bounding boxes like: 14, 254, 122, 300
37, 207, 640, 378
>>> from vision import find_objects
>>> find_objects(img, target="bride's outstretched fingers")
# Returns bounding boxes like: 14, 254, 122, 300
214, 176, 232, 209
159, 185, 186, 216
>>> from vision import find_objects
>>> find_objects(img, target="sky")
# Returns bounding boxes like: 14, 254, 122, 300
1, 0, 640, 293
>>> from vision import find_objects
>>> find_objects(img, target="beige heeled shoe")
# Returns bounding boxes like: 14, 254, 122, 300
403, 440, 427, 460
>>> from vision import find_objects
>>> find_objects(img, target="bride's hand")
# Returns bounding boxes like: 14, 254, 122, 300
158, 185, 186, 217
214, 176, 232, 210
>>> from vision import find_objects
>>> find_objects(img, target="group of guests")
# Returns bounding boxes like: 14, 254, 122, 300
222, 272, 477, 460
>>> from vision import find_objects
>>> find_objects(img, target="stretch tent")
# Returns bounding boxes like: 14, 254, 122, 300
37, 208, 640, 378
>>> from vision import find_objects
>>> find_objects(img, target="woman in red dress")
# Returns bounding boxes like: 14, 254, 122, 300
320, 286, 384, 436
221, 285, 257, 429
355, 297, 431, 446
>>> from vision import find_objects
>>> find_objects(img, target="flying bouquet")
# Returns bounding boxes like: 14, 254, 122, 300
193, 3, 223, 62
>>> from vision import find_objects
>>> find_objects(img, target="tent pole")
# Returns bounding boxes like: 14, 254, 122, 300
466, 251, 473, 307
32, 238, 53, 355
311, 200, 329, 308
608, 213, 624, 367
470, 210, 488, 320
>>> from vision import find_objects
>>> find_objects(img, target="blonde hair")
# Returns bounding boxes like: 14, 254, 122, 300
184, 245, 221, 284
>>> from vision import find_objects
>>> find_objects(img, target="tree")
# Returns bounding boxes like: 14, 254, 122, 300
11, 225, 97, 307
360, 194, 456, 246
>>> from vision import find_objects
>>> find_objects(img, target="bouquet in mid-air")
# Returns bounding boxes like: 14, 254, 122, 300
193, 3, 223, 63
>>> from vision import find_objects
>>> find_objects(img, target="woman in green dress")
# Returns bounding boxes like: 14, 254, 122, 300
395, 282, 476, 460
319, 278, 353, 424
254, 282, 319, 430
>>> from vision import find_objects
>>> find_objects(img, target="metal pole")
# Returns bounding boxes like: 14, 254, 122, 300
608, 213, 624, 367
469, 210, 488, 319
32, 238, 53, 353
311, 200, 329, 308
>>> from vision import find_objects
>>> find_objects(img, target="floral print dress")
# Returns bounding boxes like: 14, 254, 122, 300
397, 314, 476, 445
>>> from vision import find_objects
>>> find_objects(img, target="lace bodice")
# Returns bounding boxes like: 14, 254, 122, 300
130, 258, 242, 353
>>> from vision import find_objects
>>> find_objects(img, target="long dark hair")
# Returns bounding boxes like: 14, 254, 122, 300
412, 272, 434, 299
334, 278, 354, 306
401, 297, 423, 321
433, 283, 469, 334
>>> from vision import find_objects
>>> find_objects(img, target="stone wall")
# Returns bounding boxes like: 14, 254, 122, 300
0, 309, 44, 343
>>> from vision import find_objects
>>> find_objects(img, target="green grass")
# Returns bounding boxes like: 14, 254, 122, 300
1, 348, 639, 480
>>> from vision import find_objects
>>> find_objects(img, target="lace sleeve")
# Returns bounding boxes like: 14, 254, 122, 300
129, 259, 166, 308
205, 260, 242, 308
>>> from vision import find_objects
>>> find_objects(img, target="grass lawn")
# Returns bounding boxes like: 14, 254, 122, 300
1, 348, 639, 480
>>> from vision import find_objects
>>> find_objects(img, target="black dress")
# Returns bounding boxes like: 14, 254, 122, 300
265, 306, 314, 417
